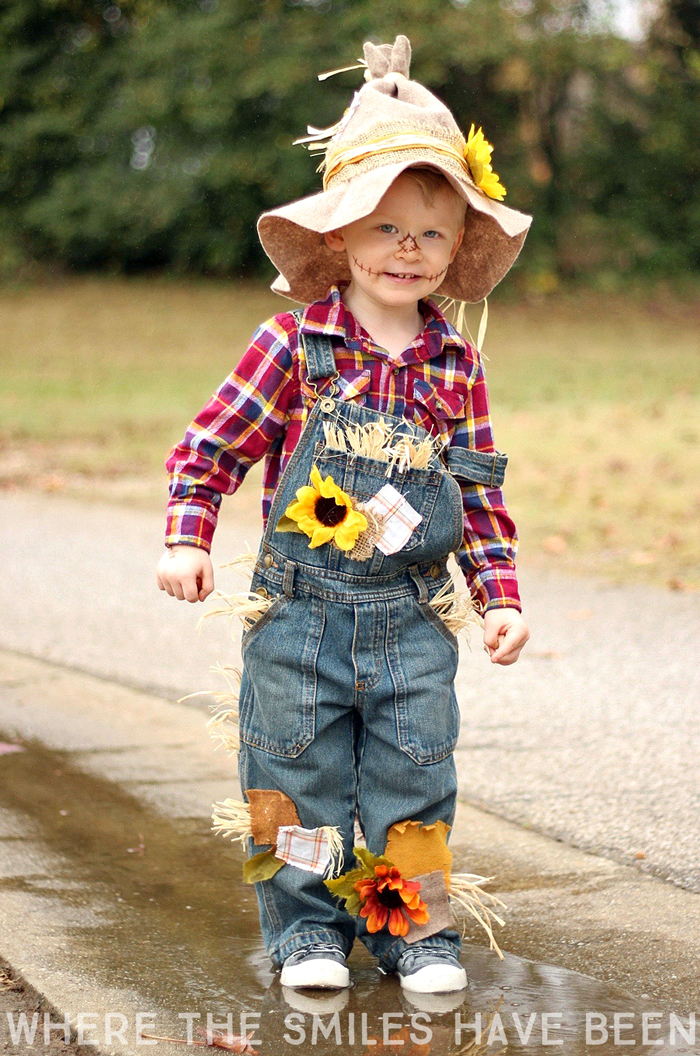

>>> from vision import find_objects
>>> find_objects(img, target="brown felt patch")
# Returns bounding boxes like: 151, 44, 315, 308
405, 870, 453, 944
385, 819, 452, 887
247, 789, 301, 846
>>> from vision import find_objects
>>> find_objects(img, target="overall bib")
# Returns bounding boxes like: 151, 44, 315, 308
237, 326, 467, 973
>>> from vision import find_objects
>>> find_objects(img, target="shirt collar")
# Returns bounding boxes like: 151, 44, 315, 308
298, 283, 469, 365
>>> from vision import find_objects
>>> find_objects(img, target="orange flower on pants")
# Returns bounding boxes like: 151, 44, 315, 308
355, 864, 429, 936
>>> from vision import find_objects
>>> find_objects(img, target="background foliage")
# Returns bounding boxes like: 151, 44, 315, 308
1, 0, 699, 286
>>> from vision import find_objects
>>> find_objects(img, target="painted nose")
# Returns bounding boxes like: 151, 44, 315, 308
395, 233, 421, 260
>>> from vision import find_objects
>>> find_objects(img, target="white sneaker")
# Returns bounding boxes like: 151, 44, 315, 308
280, 943, 350, 989
396, 945, 468, 994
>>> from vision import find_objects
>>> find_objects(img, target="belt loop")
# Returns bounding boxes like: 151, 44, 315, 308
408, 564, 429, 604
282, 560, 296, 598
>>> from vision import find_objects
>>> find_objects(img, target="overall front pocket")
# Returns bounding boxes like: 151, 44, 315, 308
239, 593, 325, 757
334, 451, 443, 554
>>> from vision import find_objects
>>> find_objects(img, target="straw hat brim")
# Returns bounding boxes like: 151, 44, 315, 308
257, 159, 532, 305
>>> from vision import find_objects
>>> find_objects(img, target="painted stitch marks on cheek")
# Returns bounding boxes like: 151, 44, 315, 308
351, 255, 383, 277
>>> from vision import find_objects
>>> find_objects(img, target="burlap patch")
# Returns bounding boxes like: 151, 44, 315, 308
247, 789, 301, 846
345, 503, 384, 562
404, 870, 453, 944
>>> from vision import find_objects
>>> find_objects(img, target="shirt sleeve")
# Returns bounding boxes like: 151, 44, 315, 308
164, 314, 298, 551
451, 350, 521, 612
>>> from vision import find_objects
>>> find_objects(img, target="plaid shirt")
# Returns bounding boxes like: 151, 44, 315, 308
165, 284, 521, 611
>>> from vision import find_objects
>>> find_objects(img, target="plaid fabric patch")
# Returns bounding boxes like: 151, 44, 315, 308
275, 825, 331, 876
365, 484, 422, 555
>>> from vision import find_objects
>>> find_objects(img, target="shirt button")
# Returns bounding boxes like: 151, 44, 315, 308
263, 553, 274, 568
392, 368, 400, 375
430, 563, 442, 579
255, 586, 269, 598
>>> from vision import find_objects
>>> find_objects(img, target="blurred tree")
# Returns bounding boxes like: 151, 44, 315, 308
0, 0, 698, 285
569, 0, 700, 277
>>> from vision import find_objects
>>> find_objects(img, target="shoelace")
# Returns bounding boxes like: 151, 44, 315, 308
308, 946, 346, 963
287, 942, 346, 964
398, 944, 461, 969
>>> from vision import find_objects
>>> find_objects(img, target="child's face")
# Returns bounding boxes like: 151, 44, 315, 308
323, 172, 465, 308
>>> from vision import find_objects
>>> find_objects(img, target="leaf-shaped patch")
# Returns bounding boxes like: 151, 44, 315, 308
353, 846, 394, 873
274, 513, 305, 534
242, 849, 285, 884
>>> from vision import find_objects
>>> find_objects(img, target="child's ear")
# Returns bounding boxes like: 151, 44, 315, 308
324, 228, 345, 252
449, 226, 465, 262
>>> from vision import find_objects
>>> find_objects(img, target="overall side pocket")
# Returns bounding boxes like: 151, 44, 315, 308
387, 594, 460, 765
239, 592, 325, 758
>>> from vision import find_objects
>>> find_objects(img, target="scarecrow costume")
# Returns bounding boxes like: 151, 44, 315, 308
165, 35, 531, 990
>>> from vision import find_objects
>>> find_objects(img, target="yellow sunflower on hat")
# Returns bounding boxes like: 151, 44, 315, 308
464, 123, 507, 201
284, 465, 367, 550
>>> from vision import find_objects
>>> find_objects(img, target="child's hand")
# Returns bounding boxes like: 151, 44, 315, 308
483, 607, 529, 666
156, 544, 214, 603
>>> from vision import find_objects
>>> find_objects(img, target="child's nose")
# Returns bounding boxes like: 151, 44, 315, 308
395, 234, 421, 259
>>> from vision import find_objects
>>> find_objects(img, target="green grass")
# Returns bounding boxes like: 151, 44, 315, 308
2, 276, 699, 588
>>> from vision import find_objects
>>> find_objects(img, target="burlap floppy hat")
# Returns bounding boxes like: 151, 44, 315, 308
257, 34, 532, 306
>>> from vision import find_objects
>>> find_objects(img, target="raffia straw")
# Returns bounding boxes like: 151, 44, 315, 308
219, 542, 257, 576
211, 798, 252, 844
321, 825, 345, 878
322, 418, 442, 472
428, 580, 483, 642
205, 665, 241, 754
197, 589, 273, 636
448, 872, 508, 960
436, 296, 490, 361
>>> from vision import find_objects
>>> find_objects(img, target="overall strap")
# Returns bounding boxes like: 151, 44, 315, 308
292, 307, 338, 381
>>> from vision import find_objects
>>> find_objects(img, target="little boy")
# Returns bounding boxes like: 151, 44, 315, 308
157, 35, 531, 994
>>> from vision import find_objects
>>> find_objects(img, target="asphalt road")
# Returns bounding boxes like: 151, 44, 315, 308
2, 490, 699, 896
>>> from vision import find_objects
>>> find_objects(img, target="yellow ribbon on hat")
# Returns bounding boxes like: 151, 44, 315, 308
322, 132, 471, 190
321, 129, 507, 200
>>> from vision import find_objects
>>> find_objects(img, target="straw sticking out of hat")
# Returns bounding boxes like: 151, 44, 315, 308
257, 35, 532, 306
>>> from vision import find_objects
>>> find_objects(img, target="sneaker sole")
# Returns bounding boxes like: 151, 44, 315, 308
399, 964, 468, 994
280, 959, 350, 989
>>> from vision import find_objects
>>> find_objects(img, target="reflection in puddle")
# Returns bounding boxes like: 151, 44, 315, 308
0, 739, 691, 1054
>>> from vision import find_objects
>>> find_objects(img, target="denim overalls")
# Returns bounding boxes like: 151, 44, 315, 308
237, 324, 469, 974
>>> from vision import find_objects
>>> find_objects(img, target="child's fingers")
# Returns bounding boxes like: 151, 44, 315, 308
158, 572, 176, 597
483, 625, 502, 650
182, 576, 201, 603
490, 626, 528, 664
198, 563, 215, 601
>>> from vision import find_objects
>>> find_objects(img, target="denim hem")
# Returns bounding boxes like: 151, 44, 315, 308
274, 930, 354, 970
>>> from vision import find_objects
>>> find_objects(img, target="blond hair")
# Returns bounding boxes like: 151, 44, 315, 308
401, 166, 467, 226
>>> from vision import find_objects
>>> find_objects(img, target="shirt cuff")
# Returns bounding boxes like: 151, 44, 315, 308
164, 503, 218, 553
468, 566, 522, 613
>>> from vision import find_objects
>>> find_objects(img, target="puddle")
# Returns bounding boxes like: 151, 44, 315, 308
0, 738, 694, 1055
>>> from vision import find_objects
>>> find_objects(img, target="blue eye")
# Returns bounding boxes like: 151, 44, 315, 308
424, 230, 441, 239
379, 224, 396, 233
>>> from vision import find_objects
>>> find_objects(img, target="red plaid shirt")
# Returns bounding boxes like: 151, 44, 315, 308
165, 284, 521, 611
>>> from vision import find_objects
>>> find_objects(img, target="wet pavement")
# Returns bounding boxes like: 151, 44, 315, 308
0, 736, 694, 1056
